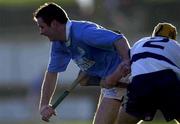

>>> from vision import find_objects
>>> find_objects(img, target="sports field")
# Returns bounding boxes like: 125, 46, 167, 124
0, 1, 179, 124
2, 120, 177, 124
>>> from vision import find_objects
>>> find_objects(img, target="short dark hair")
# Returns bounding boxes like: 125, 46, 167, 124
33, 2, 69, 25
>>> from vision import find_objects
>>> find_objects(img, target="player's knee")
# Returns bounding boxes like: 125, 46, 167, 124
116, 110, 140, 124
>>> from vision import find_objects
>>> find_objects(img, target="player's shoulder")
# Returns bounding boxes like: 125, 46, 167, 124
133, 36, 150, 47
71, 20, 101, 36
71, 20, 99, 28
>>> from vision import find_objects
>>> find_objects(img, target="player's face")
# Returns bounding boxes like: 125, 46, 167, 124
36, 17, 56, 41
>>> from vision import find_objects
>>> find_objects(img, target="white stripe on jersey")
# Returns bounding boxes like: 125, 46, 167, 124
130, 36, 180, 79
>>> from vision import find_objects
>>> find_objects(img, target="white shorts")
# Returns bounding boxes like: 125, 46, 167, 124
101, 74, 130, 100
101, 87, 127, 100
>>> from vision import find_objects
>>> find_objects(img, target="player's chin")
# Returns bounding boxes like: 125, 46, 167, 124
45, 36, 53, 41
48, 37, 53, 41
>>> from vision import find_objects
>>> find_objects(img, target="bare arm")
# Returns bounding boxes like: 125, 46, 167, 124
39, 71, 58, 122
114, 37, 130, 61
39, 71, 58, 108
105, 37, 131, 87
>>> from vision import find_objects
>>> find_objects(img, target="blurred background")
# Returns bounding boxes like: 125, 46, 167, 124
0, 0, 179, 124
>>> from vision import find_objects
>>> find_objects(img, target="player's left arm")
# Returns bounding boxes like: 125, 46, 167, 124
105, 37, 131, 87
115, 36, 130, 62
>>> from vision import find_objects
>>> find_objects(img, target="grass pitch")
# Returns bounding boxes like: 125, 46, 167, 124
1, 120, 177, 124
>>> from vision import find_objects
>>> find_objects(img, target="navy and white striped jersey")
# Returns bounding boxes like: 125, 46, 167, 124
130, 36, 180, 79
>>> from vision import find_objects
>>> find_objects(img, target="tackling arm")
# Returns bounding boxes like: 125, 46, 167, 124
114, 37, 130, 62
105, 37, 131, 86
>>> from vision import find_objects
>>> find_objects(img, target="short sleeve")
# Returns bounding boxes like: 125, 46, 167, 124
48, 42, 71, 72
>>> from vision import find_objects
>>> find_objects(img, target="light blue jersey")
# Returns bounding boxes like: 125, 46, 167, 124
48, 20, 125, 78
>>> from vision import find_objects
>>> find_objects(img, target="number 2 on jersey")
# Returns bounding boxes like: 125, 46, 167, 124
143, 37, 169, 49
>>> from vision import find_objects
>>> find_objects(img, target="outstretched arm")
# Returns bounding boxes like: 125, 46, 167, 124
39, 71, 58, 122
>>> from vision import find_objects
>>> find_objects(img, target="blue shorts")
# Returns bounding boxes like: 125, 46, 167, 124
123, 69, 180, 122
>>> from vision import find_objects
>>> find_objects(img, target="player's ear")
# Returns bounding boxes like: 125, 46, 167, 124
51, 19, 61, 28
51, 20, 64, 30
51, 20, 57, 27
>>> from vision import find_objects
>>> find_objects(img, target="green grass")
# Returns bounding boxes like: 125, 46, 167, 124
142, 120, 177, 124
1, 120, 178, 124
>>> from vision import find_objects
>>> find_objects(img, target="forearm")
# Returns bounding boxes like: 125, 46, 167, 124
105, 37, 131, 85
39, 71, 58, 109
105, 63, 130, 86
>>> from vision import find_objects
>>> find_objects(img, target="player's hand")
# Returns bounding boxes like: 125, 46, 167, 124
102, 60, 131, 88
100, 79, 129, 89
40, 105, 56, 122
119, 60, 131, 77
